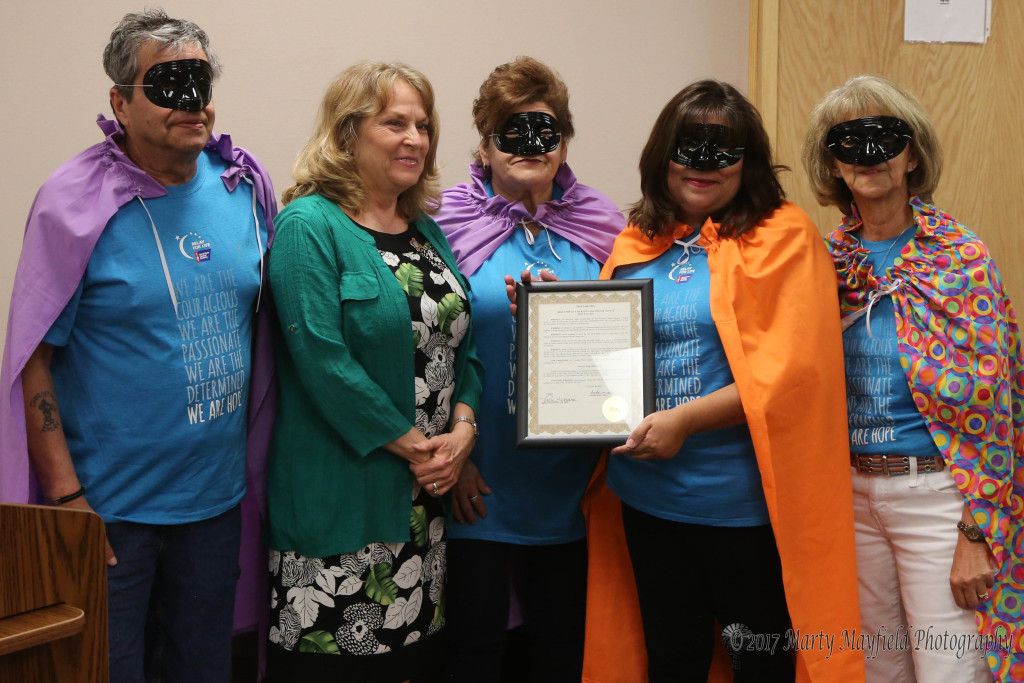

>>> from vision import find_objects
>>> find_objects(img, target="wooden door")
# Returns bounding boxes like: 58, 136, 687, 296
750, 0, 1023, 303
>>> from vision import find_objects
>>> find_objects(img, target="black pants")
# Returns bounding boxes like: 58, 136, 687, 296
621, 504, 795, 683
444, 538, 587, 683
265, 636, 442, 683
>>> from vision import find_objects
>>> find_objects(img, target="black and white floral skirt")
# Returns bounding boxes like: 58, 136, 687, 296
267, 483, 446, 681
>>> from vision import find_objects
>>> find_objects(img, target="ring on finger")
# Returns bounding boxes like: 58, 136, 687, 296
469, 494, 479, 502
432, 482, 439, 496
978, 593, 990, 600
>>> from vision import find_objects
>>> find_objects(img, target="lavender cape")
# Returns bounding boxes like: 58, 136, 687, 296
434, 162, 624, 275
0, 115, 278, 634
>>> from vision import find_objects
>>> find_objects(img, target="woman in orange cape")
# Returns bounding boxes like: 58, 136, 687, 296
581, 81, 863, 682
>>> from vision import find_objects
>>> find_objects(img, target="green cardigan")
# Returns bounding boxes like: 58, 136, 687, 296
266, 194, 483, 557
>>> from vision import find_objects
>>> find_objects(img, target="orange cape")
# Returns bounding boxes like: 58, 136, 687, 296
583, 202, 864, 682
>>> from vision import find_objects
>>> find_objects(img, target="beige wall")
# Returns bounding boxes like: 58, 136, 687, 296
0, 0, 749, 353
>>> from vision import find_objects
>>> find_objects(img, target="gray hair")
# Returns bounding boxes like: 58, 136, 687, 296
103, 8, 221, 101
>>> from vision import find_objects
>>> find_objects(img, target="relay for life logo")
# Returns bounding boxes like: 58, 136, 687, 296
177, 232, 212, 263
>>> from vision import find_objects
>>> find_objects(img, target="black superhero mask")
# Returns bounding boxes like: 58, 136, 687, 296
492, 112, 561, 156
673, 123, 744, 170
121, 59, 214, 112
826, 116, 912, 166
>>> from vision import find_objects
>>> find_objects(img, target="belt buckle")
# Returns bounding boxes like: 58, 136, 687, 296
881, 454, 890, 476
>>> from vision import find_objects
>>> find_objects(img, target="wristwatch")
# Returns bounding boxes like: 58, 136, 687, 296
956, 521, 986, 543
452, 416, 479, 438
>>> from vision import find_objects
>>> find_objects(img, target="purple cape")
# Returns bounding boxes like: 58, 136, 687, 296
0, 115, 277, 634
434, 162, 624, 275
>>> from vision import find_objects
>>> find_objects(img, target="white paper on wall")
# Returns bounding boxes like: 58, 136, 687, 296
904, 0, 991, 44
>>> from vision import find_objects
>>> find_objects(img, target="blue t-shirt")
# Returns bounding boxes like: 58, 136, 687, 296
447, 225, 603, 544
44, 151, 267, 524
606, 239, 769, 526
844, 229, 938, 456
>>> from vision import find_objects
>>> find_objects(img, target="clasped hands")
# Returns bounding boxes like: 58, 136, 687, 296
402, 422, 477, 497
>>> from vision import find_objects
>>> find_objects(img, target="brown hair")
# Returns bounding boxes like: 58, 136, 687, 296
628, 80, 786, 239
471, 57, 574, 161
283, 62, 440, 219
802, 74, 942, 215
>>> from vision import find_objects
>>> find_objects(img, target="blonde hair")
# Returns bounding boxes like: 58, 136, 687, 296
802, 74, 942, 215
283, 62, 441, 218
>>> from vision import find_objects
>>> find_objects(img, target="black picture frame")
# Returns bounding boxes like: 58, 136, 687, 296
515, 279, 655, 448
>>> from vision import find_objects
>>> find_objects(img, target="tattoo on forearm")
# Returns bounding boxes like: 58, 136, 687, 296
30, 392, 61, 432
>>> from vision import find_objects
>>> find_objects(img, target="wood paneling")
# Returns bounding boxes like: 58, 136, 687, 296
752, 0, 1023, 304
0, 504, 108, 682
749, 0, 780, 142
0, 604, 86, 656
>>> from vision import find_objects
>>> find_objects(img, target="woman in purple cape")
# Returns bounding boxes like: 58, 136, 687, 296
434, 56, 625, 682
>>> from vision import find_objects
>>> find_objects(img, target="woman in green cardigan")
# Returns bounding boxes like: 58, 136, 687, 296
264, 62, 483, 683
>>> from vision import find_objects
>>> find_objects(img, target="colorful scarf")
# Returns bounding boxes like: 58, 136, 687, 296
826, 196, 1024, 680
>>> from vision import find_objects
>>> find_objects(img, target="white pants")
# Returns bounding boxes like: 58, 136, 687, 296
851, 465, 992, 683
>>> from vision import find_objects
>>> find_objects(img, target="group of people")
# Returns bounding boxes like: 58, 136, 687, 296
0, 7, 1020, 683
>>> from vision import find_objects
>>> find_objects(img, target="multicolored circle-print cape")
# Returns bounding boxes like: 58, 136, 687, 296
826, 196, 1024, 681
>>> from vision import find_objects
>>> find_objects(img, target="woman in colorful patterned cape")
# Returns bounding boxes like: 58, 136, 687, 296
803, 74, 1023, 682
583, 80, 863, 683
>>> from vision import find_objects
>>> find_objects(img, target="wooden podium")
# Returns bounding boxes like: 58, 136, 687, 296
0, 503, 108, 682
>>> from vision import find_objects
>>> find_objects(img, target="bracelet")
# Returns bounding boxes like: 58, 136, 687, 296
43, 486, 86, 506
452, 416, 479, 438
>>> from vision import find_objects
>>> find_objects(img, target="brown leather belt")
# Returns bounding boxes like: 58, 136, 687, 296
851, 453, 945, 476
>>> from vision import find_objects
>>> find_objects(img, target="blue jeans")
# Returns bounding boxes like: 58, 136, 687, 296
105, 504, 242, 683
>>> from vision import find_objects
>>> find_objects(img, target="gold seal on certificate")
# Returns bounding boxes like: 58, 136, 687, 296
515, 279, 655, 448
602, 396, 628, 423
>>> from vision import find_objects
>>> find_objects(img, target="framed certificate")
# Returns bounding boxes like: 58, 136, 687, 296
515, 279, 655, 448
